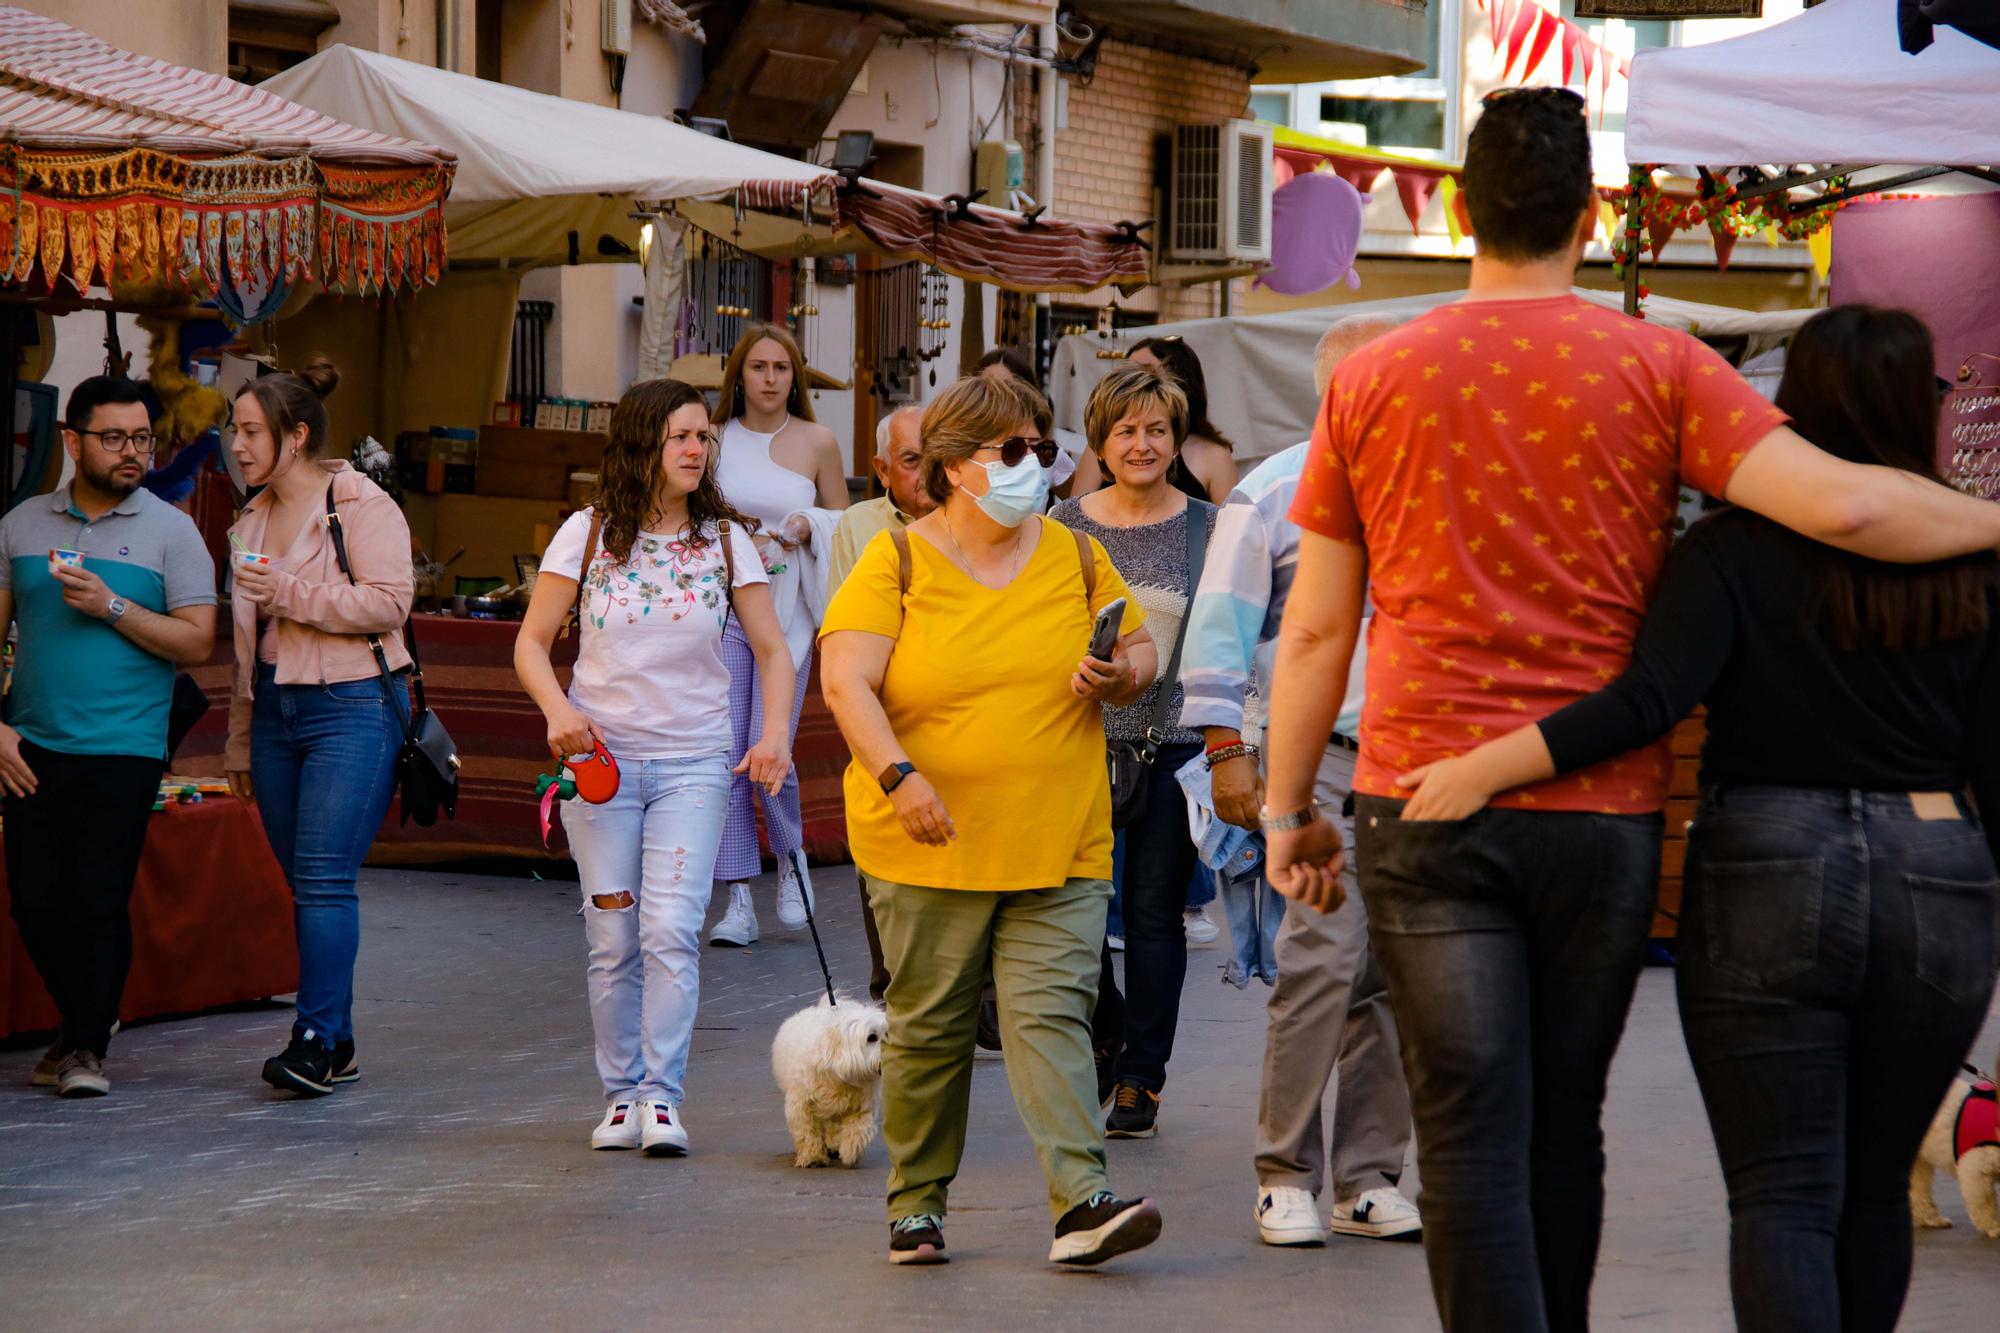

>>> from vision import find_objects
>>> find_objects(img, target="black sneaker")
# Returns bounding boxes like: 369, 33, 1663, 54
261, 1030, 335, 1097
889, 1213, 948, 1265
330, 1040, 360, 1085
975, 996, 1003, 1052
1105, 1080, 1159, 1138
1050, 1192, 1162, 1265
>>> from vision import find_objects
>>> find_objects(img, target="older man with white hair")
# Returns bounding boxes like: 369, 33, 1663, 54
1177, 315, 1420, 1248
826, 405, 933, 592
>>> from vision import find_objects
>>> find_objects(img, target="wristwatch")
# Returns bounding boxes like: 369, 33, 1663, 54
105, 596, 129, 624
1258, 801, 1320, 834
879, 761, 917, 794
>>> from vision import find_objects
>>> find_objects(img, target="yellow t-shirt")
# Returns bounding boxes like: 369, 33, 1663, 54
819, 518, 1145, 891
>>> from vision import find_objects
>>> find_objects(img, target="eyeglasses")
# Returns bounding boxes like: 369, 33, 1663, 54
77, 429, 157, 456
976, 437, 1061, 468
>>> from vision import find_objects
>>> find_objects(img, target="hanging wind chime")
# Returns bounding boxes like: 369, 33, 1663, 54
919, 263, 950, 385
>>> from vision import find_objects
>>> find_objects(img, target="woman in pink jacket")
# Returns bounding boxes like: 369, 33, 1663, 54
224, 358, 414, 1098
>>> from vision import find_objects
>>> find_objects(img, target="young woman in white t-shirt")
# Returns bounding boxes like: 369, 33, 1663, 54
515, 378, 796, 1155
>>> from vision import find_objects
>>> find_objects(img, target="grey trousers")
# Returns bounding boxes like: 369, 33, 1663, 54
1254, 743, 1414, 1201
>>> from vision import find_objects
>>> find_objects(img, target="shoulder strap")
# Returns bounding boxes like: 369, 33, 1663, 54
717, 519, 738, 620
890, 526, 913, 600
567, 509, 604, 636
1141, 501, 1212, 755
323, 482, 420, 736
1071, 524, 1096, 601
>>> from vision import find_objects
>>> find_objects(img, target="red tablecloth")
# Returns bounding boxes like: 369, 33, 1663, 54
171, 615, 854, 865
0, 796, 297, 1039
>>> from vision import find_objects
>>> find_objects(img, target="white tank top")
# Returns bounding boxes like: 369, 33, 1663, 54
715, 417, 817, 529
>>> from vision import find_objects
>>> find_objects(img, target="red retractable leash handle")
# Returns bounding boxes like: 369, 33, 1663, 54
537, 740, 621, 846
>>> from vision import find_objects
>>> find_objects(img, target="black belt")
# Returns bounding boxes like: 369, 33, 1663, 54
1329, 732, 1359, 754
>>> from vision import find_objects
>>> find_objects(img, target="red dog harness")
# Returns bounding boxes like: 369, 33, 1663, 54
1955, 1077, 1998, 1163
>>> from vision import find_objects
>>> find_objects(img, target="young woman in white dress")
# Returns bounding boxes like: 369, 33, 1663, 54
707, 323, 847, 946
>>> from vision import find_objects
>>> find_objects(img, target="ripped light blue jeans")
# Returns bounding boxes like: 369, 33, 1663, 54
561, 754, 731, 1106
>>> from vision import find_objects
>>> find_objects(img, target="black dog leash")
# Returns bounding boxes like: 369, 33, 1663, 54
791, 848, 838, 1006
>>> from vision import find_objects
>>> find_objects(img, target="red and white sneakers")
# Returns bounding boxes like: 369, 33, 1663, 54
641, 1100, 689, 1156
592, 1101, 642, 1151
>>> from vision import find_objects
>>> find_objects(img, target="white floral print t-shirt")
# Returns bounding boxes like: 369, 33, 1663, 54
541, 508, 768, 760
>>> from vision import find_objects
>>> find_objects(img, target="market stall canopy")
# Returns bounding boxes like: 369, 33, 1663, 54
262, 44, 832, 267
0, 5, 454, 306
1052, 288, 1814, 467
1626, 0, 2000, 167
702, 180, 1152, 295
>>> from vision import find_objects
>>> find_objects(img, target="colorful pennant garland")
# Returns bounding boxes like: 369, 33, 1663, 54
0, 145, 452, 307
1473, 0, 1632, 123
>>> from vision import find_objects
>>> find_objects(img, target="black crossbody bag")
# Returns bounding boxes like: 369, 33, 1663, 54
324, 484, 459, 826
1105, 501, 1210, 829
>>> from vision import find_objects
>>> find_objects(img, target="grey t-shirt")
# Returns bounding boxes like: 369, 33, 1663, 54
1051, 497, 1215, 746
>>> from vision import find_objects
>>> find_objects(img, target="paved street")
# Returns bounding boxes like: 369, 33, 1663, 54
3, 863, 1996, 1331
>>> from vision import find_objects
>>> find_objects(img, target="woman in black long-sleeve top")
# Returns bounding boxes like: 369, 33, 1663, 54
1394, 305, 2000, 1333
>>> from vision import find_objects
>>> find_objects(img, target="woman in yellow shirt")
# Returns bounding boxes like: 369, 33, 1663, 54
820, 373, 1164, 1269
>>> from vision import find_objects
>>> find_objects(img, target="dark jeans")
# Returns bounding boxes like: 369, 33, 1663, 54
3, 743, 163, 1057
251, 665, 405, 1047
1354, 796, 1661, 1333
1095, 740, 1201, 1093
1679, 786, 2000, 1333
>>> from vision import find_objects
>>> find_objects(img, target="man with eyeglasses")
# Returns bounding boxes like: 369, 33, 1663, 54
0, 375, 215, 1098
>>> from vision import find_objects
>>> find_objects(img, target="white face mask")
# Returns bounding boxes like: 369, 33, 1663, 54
964, 454, 1050, 528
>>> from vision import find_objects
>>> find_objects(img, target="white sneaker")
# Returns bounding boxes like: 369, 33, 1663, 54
775, 855, 814, 931
1256, 1186, 1328, 1246
641, 1100, 689, 1156
1331, 1186, 1423, 1240
708, 883, 758, 947
1184, 906, 1221, 945
591, 1100, 642, 1150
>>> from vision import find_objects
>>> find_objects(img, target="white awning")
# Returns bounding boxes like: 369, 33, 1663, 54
1052, 289, 1813, 467
1625, 0, 2000, 168
261, 45, 831, 266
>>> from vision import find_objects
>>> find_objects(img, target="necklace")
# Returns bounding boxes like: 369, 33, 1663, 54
942, 511, 1027, 587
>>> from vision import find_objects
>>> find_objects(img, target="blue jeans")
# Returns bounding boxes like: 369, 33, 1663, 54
1355, 797, 1662, 1333
561, 754, 731, 1105
1679, 786, 2000, 1333
250, 664, 406, 1047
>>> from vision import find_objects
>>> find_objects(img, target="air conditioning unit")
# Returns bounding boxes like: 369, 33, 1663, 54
602, 0, 632, 56
1167, 119, 1274, 264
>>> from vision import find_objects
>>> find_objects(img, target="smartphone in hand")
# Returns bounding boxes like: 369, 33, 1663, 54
1088, 597, 1127, 661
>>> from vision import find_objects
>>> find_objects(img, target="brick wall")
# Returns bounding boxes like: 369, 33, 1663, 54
1022, 37, 1250, 320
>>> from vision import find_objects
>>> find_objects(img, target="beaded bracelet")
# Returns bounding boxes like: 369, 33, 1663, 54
1203, 742, 1257, 769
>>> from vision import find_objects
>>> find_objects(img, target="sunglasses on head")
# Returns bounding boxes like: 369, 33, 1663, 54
978, 437, 1062, 467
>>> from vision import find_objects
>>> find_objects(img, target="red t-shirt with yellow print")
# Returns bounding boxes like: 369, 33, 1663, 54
1289, 294, 1787, 814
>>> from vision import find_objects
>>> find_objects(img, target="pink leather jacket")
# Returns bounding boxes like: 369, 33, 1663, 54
226, 461, 414, 770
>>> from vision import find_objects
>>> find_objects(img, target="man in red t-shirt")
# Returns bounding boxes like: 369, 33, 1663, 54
1260, 89, 2000, 1333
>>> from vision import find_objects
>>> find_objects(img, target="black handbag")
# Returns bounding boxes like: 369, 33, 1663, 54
324, 484, 459, 826
1105, 501, 1210, 830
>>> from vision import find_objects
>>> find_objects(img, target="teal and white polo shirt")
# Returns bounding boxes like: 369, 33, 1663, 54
0, 485, 216, 759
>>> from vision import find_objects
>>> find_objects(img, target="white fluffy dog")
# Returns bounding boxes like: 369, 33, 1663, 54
1910, 1059, 2000, 1240
771, 995, 887, 1169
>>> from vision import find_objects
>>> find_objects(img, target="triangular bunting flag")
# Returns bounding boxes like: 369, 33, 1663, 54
1442, 176, 1465, 250
1710, 226, 1738, 272
1492, 0, 1520, 68
1648, 220, 1679, 261
1561, 20, 1581, 85
1504, 1, 1541, 79
1523, 8, 1559, 80
1807, 226, 1833, 280
1394, 170, 1443, 235
1334, 163, 1387, 197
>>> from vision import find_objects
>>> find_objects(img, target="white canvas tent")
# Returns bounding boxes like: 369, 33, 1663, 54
1052, 289, 1813, 468
1625, 0, 2000, 168
263, 45, 832, 268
